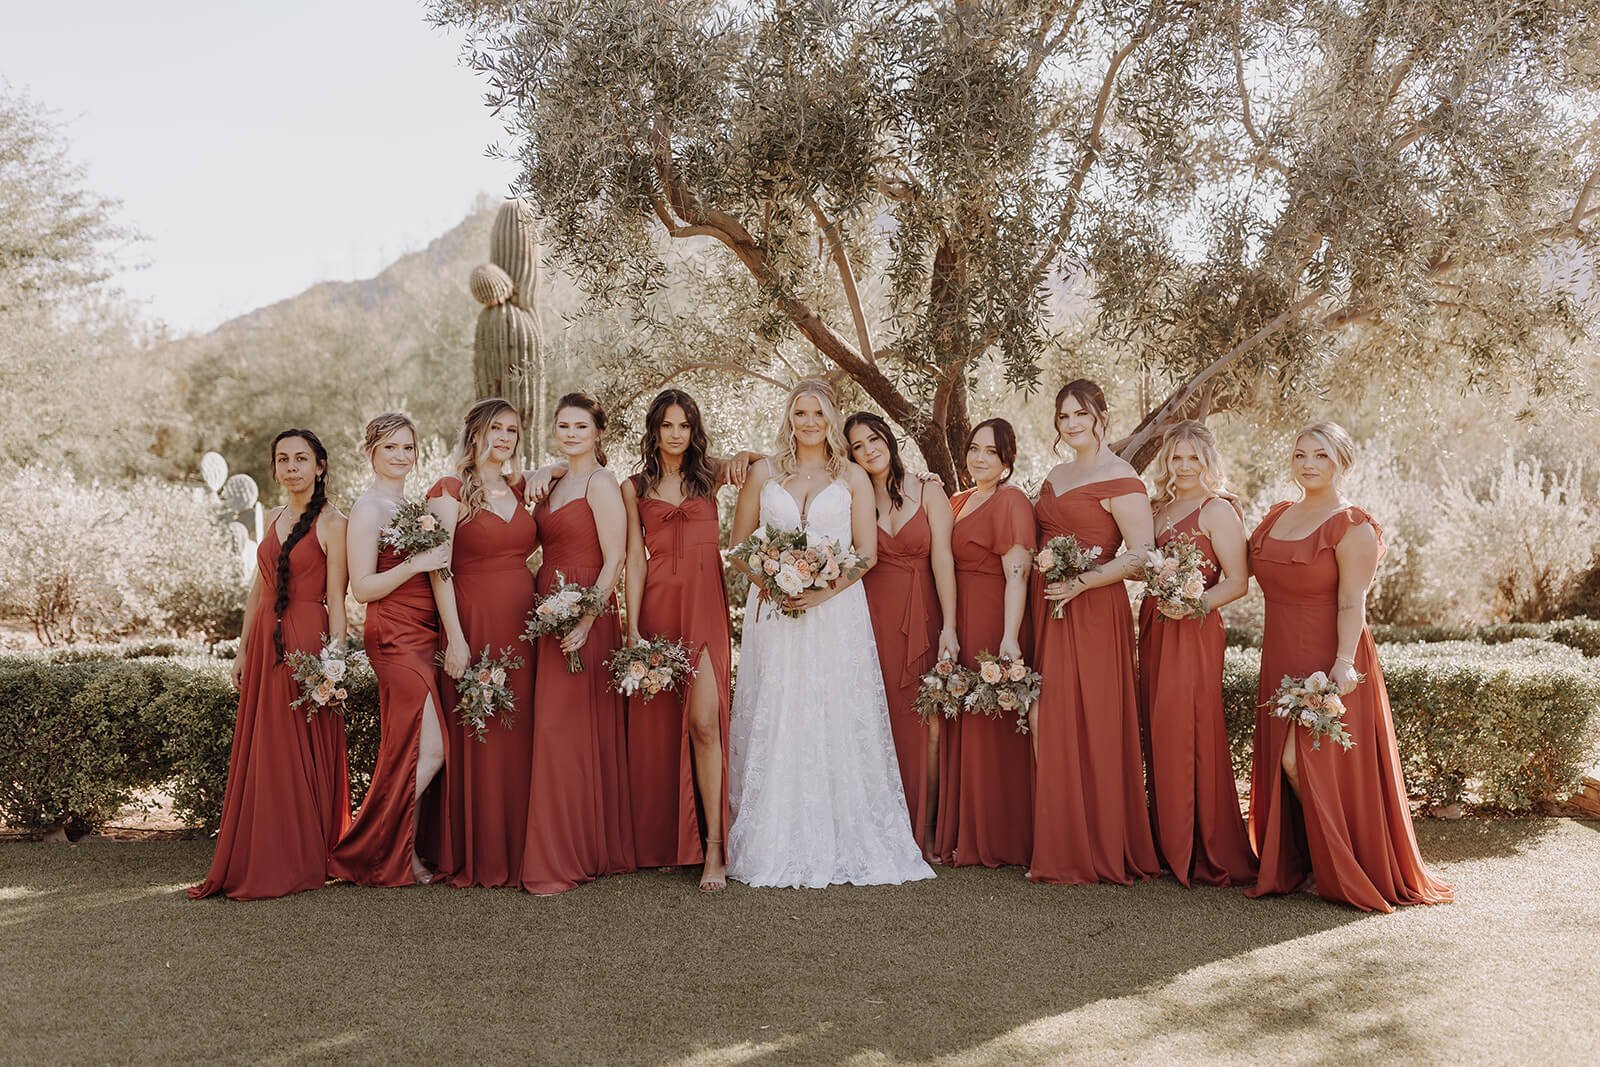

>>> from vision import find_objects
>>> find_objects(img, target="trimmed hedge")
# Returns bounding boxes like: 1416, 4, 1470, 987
1223, 639, 1600, 810
4, 637, 1598, 834
0, 653, 382, 835
1225, 616, 1600, 657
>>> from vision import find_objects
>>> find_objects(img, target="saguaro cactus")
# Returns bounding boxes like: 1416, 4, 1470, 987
471, 198, 545, 463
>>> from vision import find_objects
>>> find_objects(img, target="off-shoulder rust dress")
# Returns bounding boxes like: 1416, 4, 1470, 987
1247, 503, 1453, 911
1136, 499, 1257, 887
934, 485, 1035, 868
1029, 477, 1159, 885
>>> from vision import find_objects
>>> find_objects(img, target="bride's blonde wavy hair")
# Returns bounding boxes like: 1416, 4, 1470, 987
774, 379, 849, 479
1148, 420, 1229, 510
452, 398, 522, 523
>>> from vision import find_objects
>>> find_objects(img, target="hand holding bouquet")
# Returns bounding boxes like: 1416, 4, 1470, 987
608, 637, 696, 700
1269, 671, 1357, 751
961, 651, 1043, 734
286, 638, 369, 720
380, 500, 452, 581
912, 654, 968, 723
729, 523, 863, 619
440, 645, 524, 742
1140, 532, 1212, 620
1035, 534, 1103, 619
523, 571, 610, 672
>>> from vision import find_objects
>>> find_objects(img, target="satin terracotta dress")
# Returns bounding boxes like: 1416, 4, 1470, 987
1029, 477, 1160, 885
190, 522, 351, 900
1247, 503, 1453, 911
862, 490, 940, 853
520, 483, 636, 893
1136, 500, 1258, 887
626, 481, 732, 869
426, 476, 538, 889
329, 543, 447, 886
935, 485, 1035, 868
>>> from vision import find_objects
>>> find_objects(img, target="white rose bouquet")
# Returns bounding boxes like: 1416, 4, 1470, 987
286, 637, 369, 720
1269, 670, 1357, 751
1140, 531, 1212, 620
523, 571, 611, 672
728, 523, 863, 619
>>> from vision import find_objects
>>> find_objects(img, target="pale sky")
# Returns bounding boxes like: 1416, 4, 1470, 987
2, 1, 520, 334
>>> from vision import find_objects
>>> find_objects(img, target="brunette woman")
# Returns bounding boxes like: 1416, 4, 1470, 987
428, 399, 539, 888
846, 411, 958, 859
520, 393, 636, 893
620, 390, 736, 891
330, 413, 453, 886
935, 418, 1035, 869
1138, 420, 1257, 887
191, 429, 351, 900
1032, 379, 1160, 885
1247, 422, 1453, 911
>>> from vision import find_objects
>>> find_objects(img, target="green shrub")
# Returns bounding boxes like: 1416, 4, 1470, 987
1222, 640, 1600, 810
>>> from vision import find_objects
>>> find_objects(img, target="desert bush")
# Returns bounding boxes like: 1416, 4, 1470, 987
1222, 640, 1600, 810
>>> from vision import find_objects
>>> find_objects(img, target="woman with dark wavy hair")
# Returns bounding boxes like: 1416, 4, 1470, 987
845, 411, 958, 860
191, 429, 351, 900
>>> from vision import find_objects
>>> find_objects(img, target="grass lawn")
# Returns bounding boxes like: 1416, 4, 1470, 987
2, 819, 1597, 1064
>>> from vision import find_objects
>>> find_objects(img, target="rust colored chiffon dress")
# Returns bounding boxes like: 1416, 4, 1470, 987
626, 483, 732, 869
1247, 502, 1454, 911
190, 523, 351, 900
329, 541, 447, 886
519, 482, 636, 893
862, 489, 940, 853
426, 476, 537, 889
935, 485, 1035, 868
1136, 500, 1258, 887
1029, 477, 1160, 885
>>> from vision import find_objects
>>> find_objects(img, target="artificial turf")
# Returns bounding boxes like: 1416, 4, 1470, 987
1, 819, 1596, 1064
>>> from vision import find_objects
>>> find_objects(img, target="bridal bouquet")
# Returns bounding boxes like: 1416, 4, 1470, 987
1140, 532, 1212, 619
608, 637, 696, 701
379, 499, 451, 581
440, 645, 524, 742
912, 654, 968, 723
962, 651, 1042, 734
1269, 671, 1357, 751
523, 571, 610, 672
286, 637, 369, 720
1035, 534, 1103, 619
729, 523, 863, 619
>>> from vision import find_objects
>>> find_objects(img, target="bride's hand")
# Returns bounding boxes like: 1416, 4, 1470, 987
782, 587, 834, 613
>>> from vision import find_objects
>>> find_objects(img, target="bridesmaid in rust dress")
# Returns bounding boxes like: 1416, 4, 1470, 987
846, 411, 958, 859
191, 429, 351, 900
619, 390, 735, 891
520, 393, 636, 894
330, 413, 453, 886
1137, 420, 1257, 887
1248, 422, 1453, 911
428, 398, 539, 888
935, 418, 1035, 869
1032, 379, 1159, 885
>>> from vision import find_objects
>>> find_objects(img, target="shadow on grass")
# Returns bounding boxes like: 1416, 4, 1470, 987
1412, 817, 1563, 862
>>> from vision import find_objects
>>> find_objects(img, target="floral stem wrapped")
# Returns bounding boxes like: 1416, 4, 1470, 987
439, 644, 524, 742
522, 570, 611, 672
1269, 671, 1357, 751
912, 653, 967, 723
379, 499, 451, 581
961, 651, 1043, 734
728, 522, 863, 619
1140, 531, 1212, 620
1035, 534, 1103, 620
286, 637, 369, 720
608, 637, 696, 700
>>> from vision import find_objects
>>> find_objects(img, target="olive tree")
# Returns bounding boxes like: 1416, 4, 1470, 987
434, 0, 1599, 481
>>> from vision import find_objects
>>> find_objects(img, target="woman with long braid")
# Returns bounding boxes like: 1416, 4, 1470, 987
191, 429, 352, 900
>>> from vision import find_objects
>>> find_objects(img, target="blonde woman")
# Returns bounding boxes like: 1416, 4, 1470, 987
1136, 420, 1257, 888
724, 380, 935, 888
1247, 422, 1452, 911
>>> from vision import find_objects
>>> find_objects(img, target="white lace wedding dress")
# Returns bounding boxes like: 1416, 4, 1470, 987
726, 478, 936, 889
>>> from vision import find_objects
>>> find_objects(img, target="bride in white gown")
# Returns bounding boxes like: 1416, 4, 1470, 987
725, 380, 935, 889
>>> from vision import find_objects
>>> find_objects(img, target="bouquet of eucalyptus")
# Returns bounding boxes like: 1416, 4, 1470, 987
1035, 535, 1103, 619
523, 571, 610, 672
441, 645, 525, 742
379, 499, 451, 581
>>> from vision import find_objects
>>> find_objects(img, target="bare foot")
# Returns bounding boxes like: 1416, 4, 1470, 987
698, 840, 726, 893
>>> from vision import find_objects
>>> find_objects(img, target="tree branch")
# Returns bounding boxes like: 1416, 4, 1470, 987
1022, 0, 1086, 82
805, 194, 876, 364
1231, 0, 1288, 175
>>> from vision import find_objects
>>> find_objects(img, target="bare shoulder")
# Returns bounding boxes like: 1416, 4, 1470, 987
1102, 454, 1141, 483
921, 478, 951, 511
1200, 496, 1244, 531
1337, 516, 1379, 552
318, 506, 349, 532
619, 474, 638, 502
